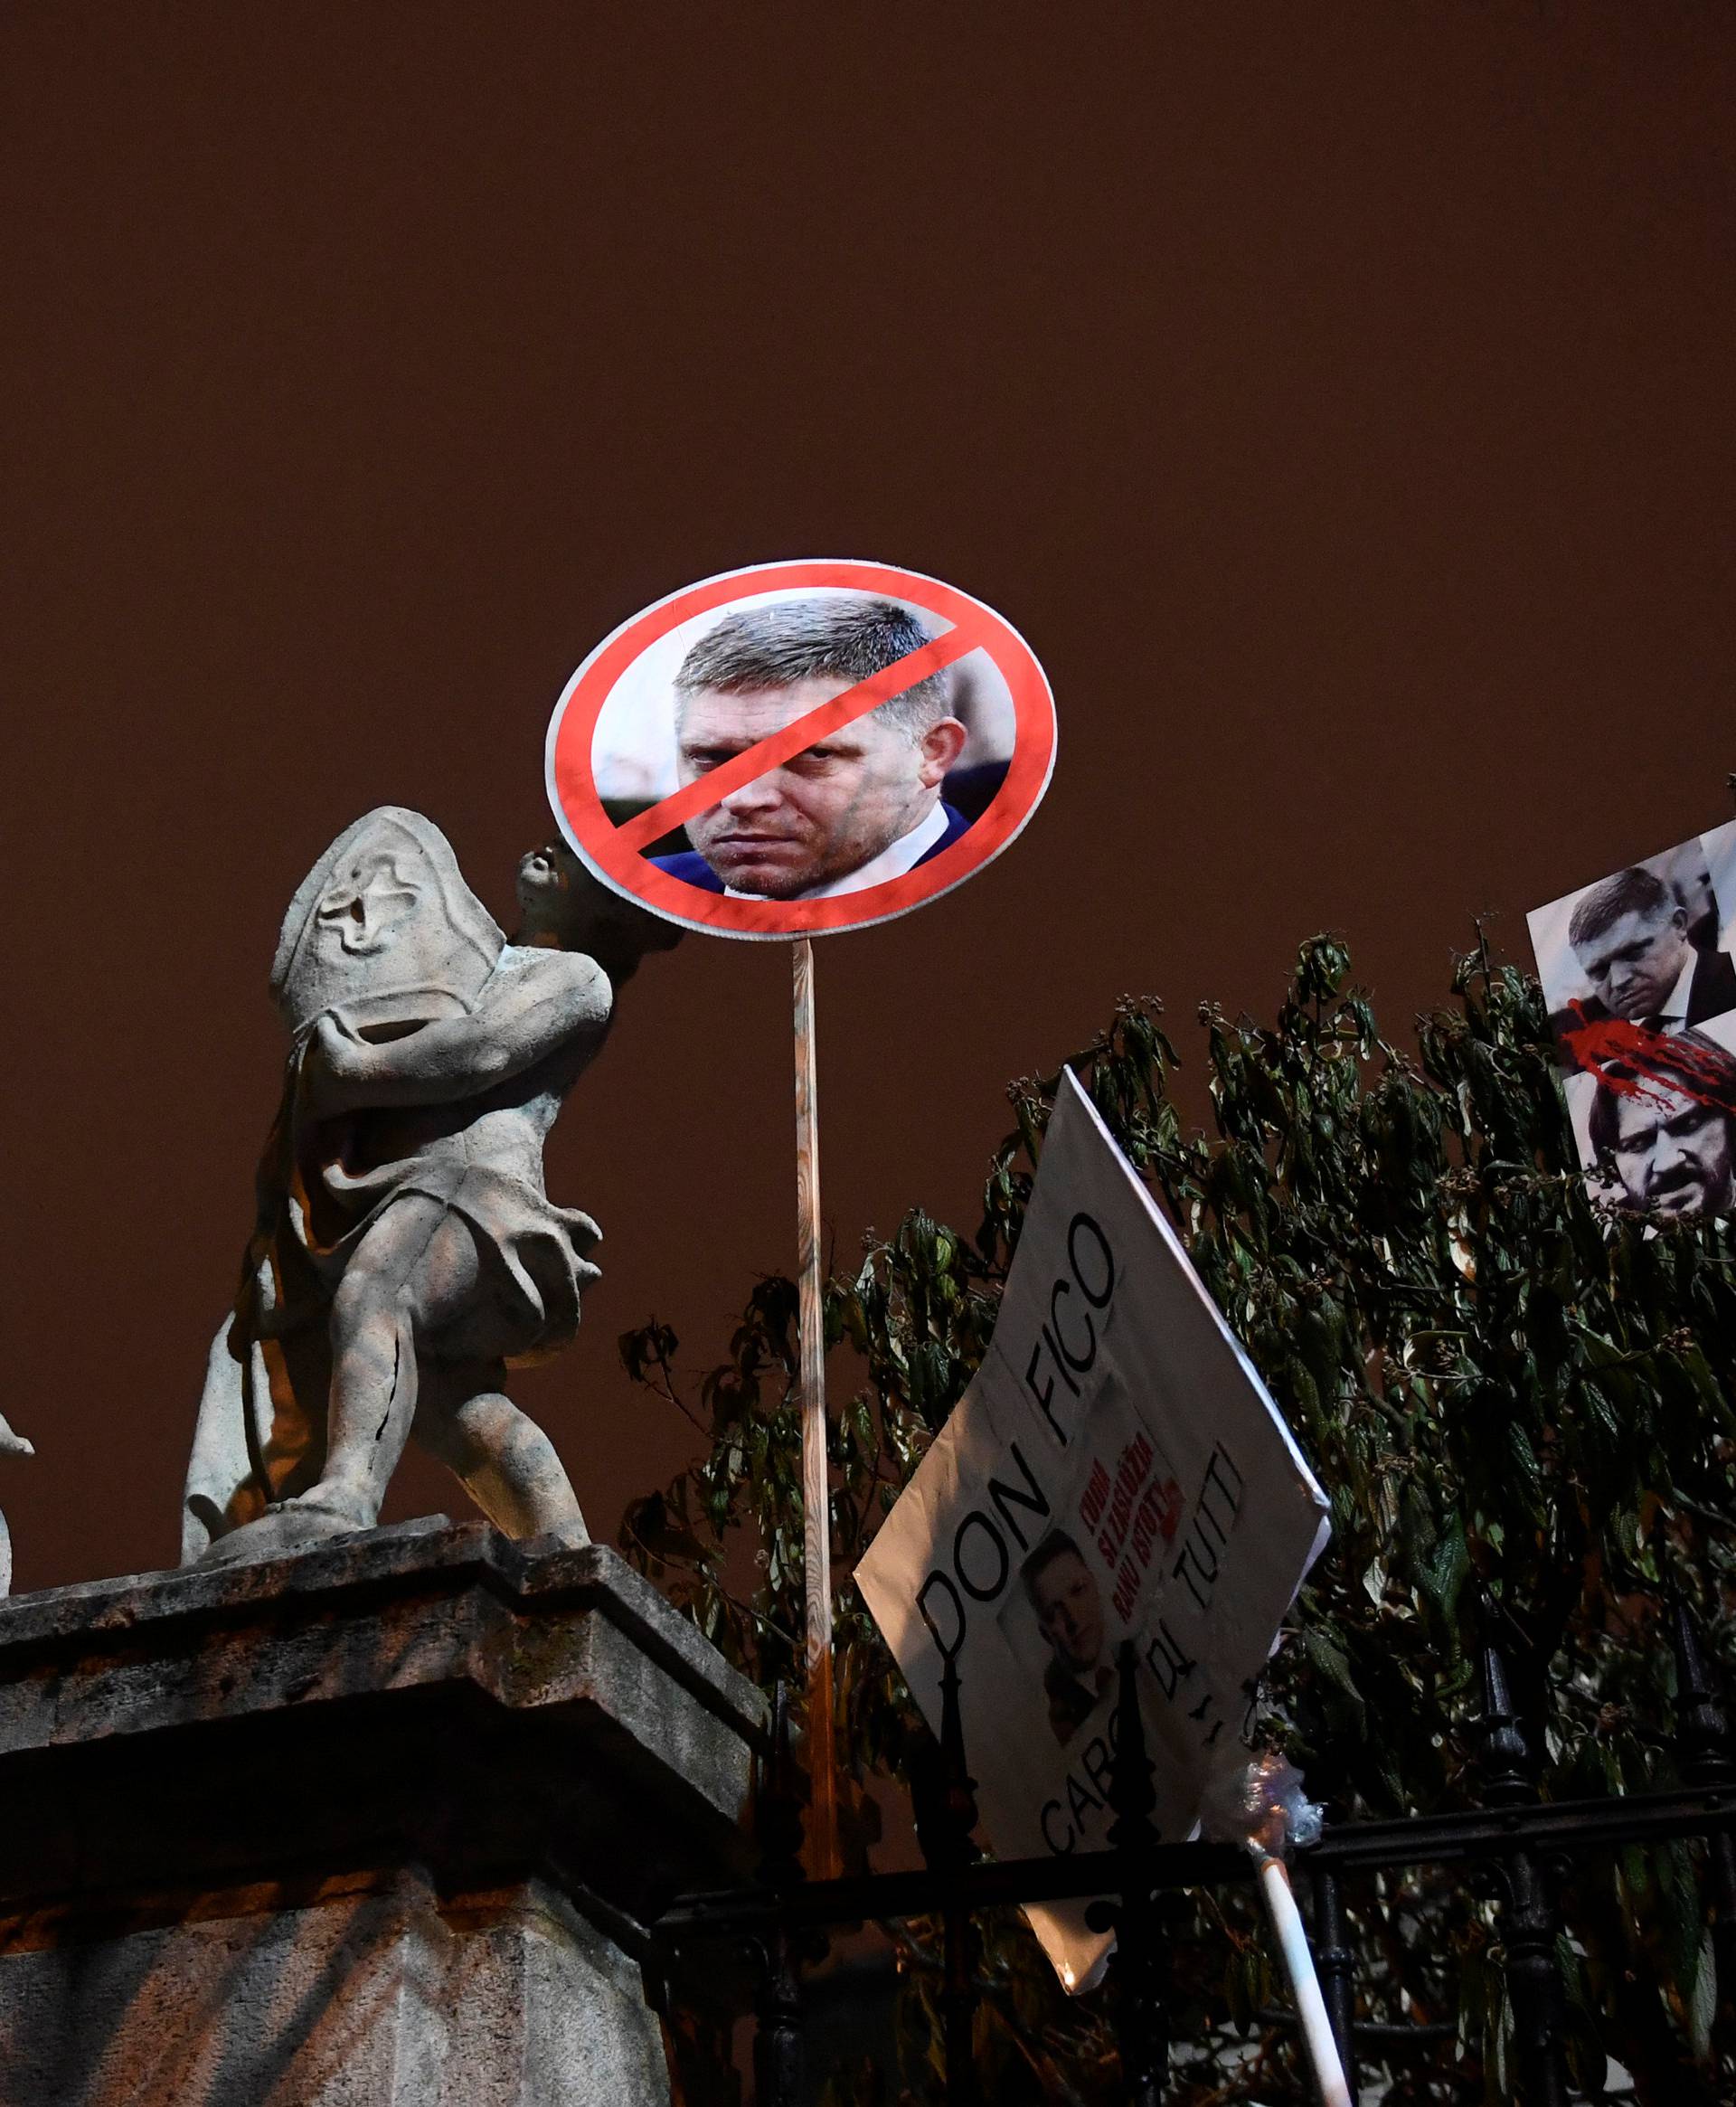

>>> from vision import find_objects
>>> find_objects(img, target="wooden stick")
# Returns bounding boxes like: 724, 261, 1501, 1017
792, 935, 838, 1877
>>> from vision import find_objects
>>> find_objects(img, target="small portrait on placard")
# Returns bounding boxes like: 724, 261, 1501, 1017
589, 590, 1016, 903
1010, 1530, 1115, 1752
997, 1372, 1188, 1749
1529, 820, 1736, 1221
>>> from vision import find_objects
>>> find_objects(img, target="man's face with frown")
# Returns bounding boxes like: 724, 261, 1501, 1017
1573, 902, 1693, 1023
1607, 1082, 1736, 1221
675, 678, 965, 899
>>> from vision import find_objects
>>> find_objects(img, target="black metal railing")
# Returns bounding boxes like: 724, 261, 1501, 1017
655, 1605, 1736, 2104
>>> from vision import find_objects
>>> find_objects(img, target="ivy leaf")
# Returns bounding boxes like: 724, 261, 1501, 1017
1419, 1511, 1470, 1628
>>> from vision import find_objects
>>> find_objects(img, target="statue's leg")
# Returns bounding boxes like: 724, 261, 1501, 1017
292, 1195, 478, 1529
414, 1367, 589, 1545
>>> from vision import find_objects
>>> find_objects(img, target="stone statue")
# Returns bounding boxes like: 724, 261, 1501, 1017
0, 1415, 34, 1600
183, 810, 669, 1566
514, 836, 682, 980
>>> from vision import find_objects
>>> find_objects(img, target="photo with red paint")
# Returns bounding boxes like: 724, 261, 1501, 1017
1527, 820, 1736, 1221
588, 591, 1014, 903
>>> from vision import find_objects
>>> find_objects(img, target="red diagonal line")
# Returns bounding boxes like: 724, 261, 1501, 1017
612, 618, 988, 855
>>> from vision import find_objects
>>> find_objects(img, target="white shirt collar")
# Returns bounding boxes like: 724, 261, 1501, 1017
723, 800, 949, 901
1656, 949, 1698, 1025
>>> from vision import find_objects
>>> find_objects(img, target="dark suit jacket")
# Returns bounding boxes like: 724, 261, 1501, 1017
1686, 942, 1736, 1023
1043, 1652, 1115, 1749
650, 800, 972, 894
1551, 940, 1736, 1063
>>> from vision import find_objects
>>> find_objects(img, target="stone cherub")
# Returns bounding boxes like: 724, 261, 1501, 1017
183, 810, 674, 1566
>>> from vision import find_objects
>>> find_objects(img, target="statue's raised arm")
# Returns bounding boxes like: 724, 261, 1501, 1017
183, 808, 643, 1567
301, 947, 608, 1117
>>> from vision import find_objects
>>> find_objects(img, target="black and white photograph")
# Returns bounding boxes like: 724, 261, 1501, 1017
1528, 821, 1736, 1218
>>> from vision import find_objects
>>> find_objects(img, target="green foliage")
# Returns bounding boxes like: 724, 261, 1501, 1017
622, 934, 1736, 2103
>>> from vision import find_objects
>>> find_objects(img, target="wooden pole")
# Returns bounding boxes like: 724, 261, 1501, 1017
792, 935, 838, 1877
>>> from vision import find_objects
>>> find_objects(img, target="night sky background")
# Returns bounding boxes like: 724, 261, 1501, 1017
4, 5, 1731, 1592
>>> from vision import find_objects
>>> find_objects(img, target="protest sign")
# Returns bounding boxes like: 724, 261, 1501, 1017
544, 559, 1056, 940
1527, 819, 1736, 1223
542, 558, 1058, 1873
855, 1070, 1331, 1989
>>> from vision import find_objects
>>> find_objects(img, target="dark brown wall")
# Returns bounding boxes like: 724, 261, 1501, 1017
4, 5, 1731, 1590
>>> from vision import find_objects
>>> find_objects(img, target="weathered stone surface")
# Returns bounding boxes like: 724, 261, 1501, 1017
184, 807, 617, 1566
0, 1525, 763, 2104
0, 1412, 33, 1602
0, 1870, 672, 2106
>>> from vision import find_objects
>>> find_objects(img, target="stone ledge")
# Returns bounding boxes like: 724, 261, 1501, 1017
0, 1522, 764, 1931
0, 1519, 759, 1744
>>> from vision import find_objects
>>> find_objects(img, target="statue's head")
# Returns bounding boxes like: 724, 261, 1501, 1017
512, 838, 683, 983
514, 840, 581, 937
271, 808, 504, 1037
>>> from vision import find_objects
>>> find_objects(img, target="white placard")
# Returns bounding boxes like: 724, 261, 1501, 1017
855, 1070, 1330, 1989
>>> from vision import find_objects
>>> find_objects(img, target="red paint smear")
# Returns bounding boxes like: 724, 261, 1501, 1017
1561, 1006, 1736, 1117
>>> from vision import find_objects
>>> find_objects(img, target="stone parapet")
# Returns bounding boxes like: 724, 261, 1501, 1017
0, 1520, 762, 2104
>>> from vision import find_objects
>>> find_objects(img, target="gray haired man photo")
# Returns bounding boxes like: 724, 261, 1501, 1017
1559, 865, 1736, 1036
649, 596, 973, 900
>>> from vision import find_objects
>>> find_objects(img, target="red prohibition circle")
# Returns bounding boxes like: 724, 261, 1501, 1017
544, 559, 1056, 940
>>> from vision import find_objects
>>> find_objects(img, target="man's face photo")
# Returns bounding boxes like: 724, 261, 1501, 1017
1572, 898, 1692, 1024
1603, 1081, 1736, 1221
1531, 826, 1736, 1056
1032, 1546, 1106, 1676
654, 595, 972, 902
677, 677, 964, 900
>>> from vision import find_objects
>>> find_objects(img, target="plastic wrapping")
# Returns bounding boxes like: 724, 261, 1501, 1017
1199, 1750, 1324, 1857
